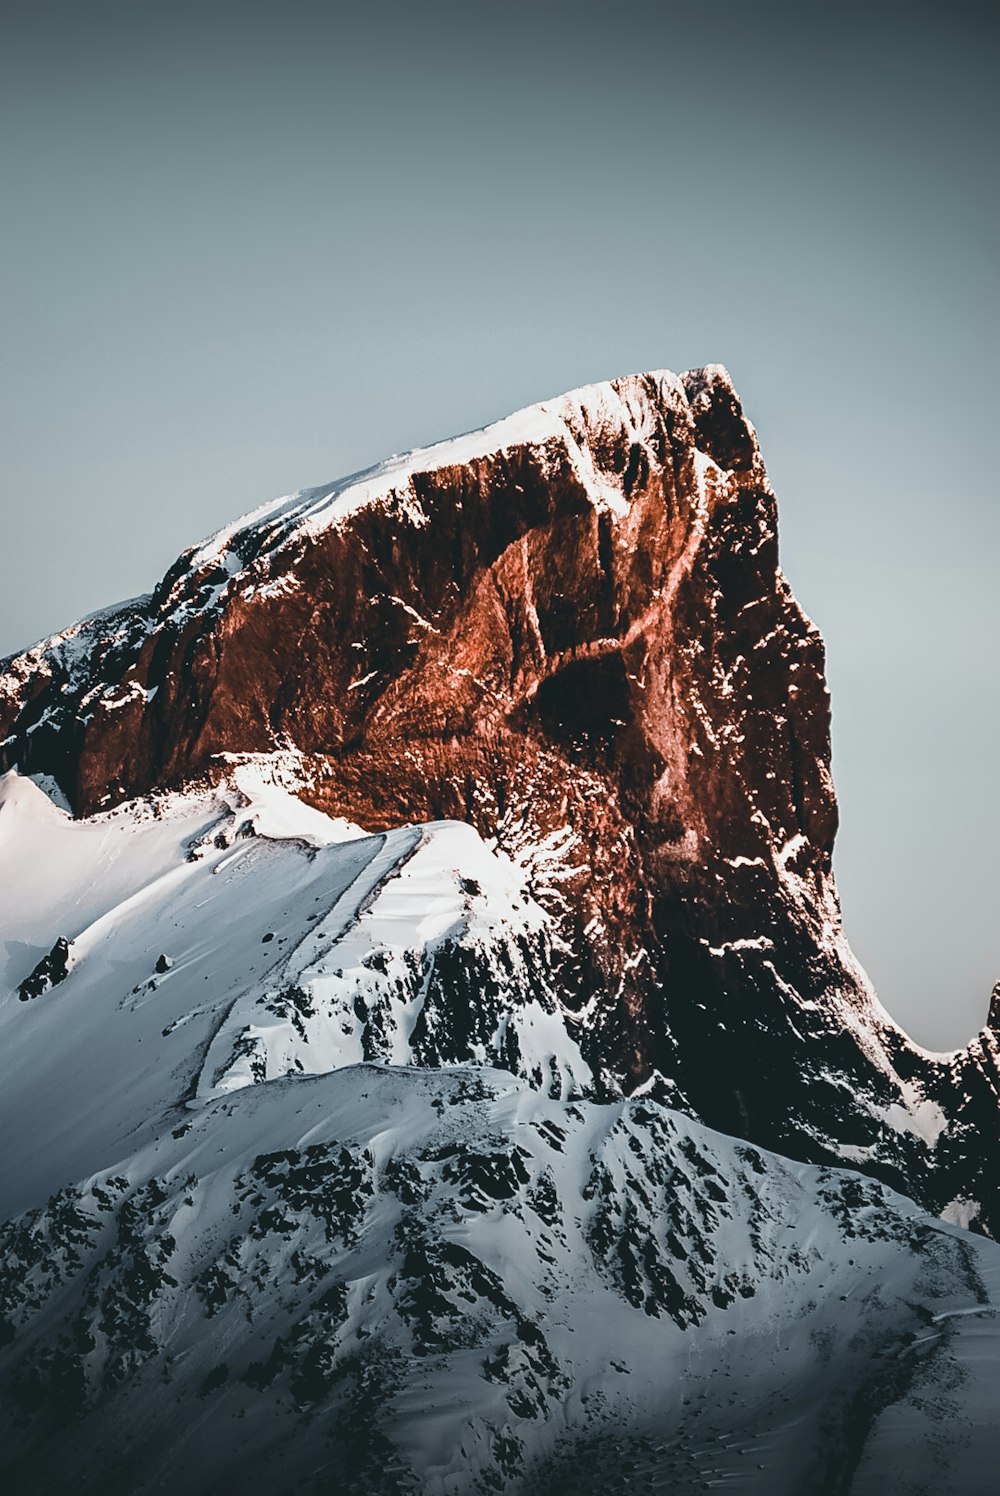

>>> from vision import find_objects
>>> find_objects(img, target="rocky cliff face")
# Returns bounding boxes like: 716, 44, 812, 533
2, 367, 997, 1231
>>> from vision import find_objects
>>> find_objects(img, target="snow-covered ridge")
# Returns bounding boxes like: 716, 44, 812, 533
178, 367, 742, 584
198, 816, 590, 1104
0, 767, 589, 1219
0, 366, 748, 679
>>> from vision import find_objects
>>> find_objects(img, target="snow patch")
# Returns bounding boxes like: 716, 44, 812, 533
941, 1197, 982, 1230
872, 1090, 948, 1148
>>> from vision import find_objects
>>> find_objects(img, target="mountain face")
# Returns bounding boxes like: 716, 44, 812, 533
2, 367, 997, 1229
2, 368, 999, 1491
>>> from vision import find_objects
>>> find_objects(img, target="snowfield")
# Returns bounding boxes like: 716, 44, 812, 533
0, 769, 585, 1220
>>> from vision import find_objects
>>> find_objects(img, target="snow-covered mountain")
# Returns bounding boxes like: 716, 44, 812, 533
2, 368, 999, 1490
6, 1057, 1000, 1496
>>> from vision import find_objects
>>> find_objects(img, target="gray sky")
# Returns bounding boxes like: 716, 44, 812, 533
2, 1, 997, 1050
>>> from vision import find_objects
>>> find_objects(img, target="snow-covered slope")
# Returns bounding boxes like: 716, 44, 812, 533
0, 768, 587, 1220
2, 766, 1000, 1491
3, 1060, 1000, 1495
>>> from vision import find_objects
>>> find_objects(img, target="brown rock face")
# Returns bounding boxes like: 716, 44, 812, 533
0, 373, 829, 1064
3, 367, 998, 1226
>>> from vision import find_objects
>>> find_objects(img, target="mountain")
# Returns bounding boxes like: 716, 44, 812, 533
4, 366, 998, 1227
5, 1055, 1000, 1496
1, 368, 999, 1490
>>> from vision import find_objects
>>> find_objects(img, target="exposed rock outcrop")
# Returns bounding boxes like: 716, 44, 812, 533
16, 938, 71, 1002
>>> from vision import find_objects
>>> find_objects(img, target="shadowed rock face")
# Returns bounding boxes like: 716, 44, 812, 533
2, 367, 998, 1226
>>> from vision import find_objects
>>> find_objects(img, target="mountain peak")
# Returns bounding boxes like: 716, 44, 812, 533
174, 365, 753, 589
5, 367, 1000, 1494
2, 368, 999, 1233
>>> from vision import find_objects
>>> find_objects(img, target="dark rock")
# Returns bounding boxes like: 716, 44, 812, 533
17, 938, 72, 1001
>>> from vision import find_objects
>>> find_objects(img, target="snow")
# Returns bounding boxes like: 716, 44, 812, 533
3, 753, 1000, 1492
942, 1196, 982, 1229
199, 816, 590, 1102
3, 1053, 1000, 1494
708, 936, 774, 956
22, 772, 72, 815
871, 1083, 949, 1148
386, 594, 442, 632
0, 768, 588, 1217
223, 756, 365, 846
777, 831, 807, 865
175, 371, 695, 593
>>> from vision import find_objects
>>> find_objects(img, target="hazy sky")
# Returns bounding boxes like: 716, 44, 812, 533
2, 1, 997, 1049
